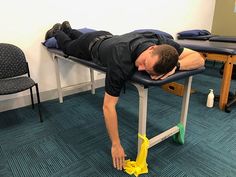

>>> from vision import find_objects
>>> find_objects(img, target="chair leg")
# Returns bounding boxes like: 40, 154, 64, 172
30, 87, 34, 109
35, 83, 43, 122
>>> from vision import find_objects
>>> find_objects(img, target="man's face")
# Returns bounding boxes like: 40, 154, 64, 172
137, 54, 163, 80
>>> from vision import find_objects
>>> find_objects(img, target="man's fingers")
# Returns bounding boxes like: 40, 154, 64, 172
113, 156, 125, 170
151, 74, 164, 80
122, 156, 125, 169
161, 70, 175, 80
118, 157, 122, 170
113, 157, 120, 170
111, 145, 126, 170
120, 156, 125, 170
118, 157, 124, 170
113, 157, 116, 168
160, 74, 169, 80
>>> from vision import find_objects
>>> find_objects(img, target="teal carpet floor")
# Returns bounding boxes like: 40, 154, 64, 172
0, 62, 236, 177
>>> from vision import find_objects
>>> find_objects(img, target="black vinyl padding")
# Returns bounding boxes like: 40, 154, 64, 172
48, 48, 205, 87
209, 36, 236, 43
177, 35, 217, 41
176, 40, 236, 55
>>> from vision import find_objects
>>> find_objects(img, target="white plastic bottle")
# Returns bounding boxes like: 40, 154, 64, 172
206, 89, 214, 108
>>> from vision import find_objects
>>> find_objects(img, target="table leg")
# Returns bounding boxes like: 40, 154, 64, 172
219, 56, 233, 110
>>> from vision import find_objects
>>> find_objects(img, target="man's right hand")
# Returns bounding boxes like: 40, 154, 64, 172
111, 144, 126, 170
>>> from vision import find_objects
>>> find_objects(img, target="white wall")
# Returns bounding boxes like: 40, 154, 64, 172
0, 0, 216, 111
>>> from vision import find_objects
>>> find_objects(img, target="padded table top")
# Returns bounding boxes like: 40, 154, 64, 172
209, 36, 236, 43
48, 48, 205, 87
176, 40, 236, 55
177, 35, 217, 41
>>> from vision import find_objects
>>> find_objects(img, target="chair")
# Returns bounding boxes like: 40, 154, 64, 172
0, 43, 43, 122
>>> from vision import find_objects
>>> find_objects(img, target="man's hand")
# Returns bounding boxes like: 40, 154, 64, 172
111, 144, 126, 170
160, 66, 177, 80
150, 66, 177, 80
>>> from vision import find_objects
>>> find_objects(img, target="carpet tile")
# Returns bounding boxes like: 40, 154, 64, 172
0, 63, 236, 176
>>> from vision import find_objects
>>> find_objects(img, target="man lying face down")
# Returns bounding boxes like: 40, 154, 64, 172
45, 21, 205, 170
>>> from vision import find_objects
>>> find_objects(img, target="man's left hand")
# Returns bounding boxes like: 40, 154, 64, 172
160, 66, 177, 80
150, 66, 177, 80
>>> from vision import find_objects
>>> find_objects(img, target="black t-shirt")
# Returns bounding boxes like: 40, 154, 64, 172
95, 31, 183, 97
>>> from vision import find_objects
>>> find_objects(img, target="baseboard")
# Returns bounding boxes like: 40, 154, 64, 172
0, 79, 105, 112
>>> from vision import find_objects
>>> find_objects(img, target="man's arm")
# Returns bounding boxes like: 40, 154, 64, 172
178, 48, 205, 70
159, 48, 205, 79
103, 92, 126, 170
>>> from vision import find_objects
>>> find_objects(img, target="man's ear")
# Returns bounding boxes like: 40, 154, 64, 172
148, 45, 156, 51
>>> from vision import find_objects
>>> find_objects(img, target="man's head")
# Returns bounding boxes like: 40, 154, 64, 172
136, 44, 179, 79
152, 44, 179, 74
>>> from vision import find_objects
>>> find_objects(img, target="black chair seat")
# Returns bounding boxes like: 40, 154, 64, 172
0, 77, 35, 95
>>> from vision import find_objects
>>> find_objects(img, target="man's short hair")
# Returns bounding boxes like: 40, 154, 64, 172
152, 44, 179, 74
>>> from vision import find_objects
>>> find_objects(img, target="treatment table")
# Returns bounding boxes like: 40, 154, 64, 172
177, 39, 236, 111
47, 48, 205, 151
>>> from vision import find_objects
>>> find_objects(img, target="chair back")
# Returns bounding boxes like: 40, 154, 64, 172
0, 43, 28, 79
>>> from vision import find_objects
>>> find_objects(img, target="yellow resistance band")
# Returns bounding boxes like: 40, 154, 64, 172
124, 134, 149, 177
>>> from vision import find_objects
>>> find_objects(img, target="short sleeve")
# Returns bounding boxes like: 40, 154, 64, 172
105, 65, 126, 97
104, 45, 135, 97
